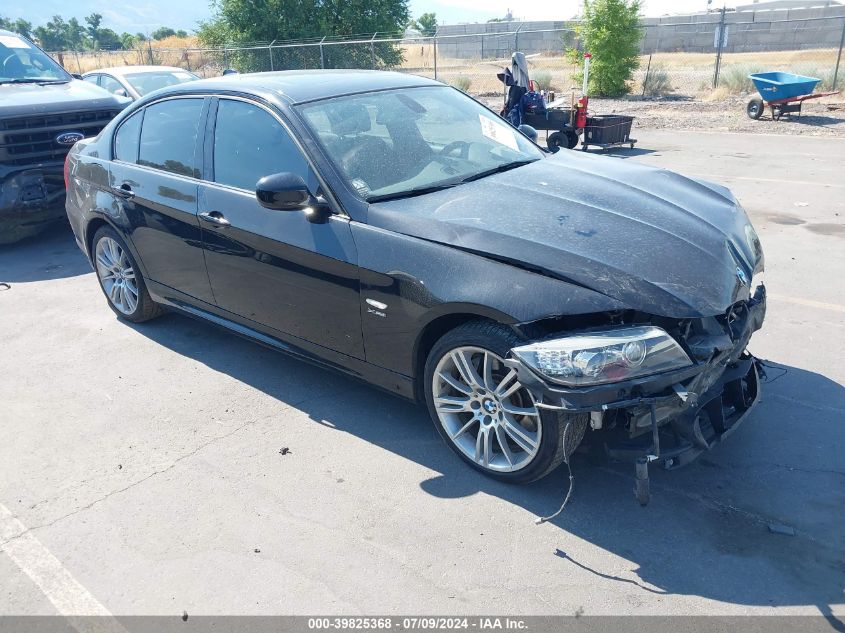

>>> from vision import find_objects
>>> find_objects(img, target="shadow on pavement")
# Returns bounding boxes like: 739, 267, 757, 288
0, 223, 90, 283
127, 311, 845, 616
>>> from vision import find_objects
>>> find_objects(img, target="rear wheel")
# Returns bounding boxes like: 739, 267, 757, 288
546, 132, 564, 153
746, 98, 764, 120
92, 226, 161, 322
565, 129, 579, 149
424, 321, 587, 483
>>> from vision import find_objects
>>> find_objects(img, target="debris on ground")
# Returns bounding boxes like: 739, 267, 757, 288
279, 447, 291, 455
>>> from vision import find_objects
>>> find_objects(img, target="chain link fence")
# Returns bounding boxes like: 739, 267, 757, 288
50, 15, 845, 103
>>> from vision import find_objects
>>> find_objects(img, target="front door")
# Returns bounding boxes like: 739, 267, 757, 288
198, 98, 363, 358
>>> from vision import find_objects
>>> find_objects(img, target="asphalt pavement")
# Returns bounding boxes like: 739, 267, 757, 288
1, 129, 843, 618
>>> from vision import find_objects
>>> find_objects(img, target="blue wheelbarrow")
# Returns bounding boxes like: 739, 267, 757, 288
746, 72, 839, 120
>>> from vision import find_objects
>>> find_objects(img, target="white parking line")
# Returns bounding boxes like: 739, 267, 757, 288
0, 503, 122, 628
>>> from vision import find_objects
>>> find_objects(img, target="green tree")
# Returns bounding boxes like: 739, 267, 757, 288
33, 15, 69, 50
85, 13, 103, 49
411, 12, 437, 36
65, 18, 86, 49
198, 0, 409, 72
120, 32, 138, 49
151, 26, 177, 40
567, 0, 643, 97
97, 28, 123, 49
176, 29, 188, 38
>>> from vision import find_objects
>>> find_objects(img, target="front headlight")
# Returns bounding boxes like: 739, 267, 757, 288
511, 326, 692, 387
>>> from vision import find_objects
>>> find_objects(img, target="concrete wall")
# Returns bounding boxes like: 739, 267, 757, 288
432, 6, 845, 58
434, 21, 573, 59
640, 5, 845, 53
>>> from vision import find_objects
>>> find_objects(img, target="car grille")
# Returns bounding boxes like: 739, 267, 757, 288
0, 109, 120, 166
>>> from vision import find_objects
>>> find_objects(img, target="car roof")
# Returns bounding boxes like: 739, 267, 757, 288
160, 69, 442, 104
83, 65, 191, 76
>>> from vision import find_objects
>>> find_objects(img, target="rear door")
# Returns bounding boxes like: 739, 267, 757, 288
108, 96, 214, 304
197, 97, 363, 358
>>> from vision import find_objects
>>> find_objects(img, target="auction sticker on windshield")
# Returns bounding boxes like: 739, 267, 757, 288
0, 35, 31, 48
479, 114, 518, 151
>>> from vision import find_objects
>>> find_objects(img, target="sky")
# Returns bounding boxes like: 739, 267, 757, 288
4, 0, 717, 34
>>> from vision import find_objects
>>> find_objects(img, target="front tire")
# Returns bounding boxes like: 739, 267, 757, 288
92, 226, 161, 322
424, 321, 587, 484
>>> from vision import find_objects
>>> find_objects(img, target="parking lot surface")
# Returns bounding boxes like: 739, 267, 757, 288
1, 130, 843, 617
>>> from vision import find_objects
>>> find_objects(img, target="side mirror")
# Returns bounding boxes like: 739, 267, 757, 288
71, 73, 83, 80
256, 172, 316, 211
113, 88, 128, 97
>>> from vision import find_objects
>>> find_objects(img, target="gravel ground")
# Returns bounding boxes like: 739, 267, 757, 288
589, 96, 845, 137
484, 95, 845, 137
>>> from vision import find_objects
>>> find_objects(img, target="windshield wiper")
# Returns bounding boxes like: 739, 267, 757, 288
0, 78, 70, 85
365, 159, 539, 203
366, 182, 460, 203
459, 159, 538, 184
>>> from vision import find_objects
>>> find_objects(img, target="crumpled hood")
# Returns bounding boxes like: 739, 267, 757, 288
367, 151, 763, 318
0, 80, 129, 116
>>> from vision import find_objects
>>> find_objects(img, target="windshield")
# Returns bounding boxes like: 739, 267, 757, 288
296, 85, 543, 201
124, 70, 199, 96
0, 33, 71, 83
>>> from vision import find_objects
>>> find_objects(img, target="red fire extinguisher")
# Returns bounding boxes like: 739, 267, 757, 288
575, 52, 591, 130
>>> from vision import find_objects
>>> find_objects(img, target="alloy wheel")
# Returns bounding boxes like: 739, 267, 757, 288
95, 236, 139, 315
432, 346, 542, 473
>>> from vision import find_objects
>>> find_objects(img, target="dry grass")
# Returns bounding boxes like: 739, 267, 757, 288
55, 42, 843, 102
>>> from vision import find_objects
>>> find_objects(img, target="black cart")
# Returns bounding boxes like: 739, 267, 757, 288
582, 114, 636, 151
521, 109, 580, 153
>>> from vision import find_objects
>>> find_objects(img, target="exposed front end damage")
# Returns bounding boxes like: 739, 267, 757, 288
0, 164, 67, 244
507, 284, 766, 503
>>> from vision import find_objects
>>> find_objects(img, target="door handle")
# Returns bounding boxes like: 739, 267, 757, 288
112, 183, 135, 199
198, 211, 231, 227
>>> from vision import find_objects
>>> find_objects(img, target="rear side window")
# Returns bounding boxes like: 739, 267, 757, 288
138, 98, 203, 178
213, 99, 308, 191
114, 111, 142, 163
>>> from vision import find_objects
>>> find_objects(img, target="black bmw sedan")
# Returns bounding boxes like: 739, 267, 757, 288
65, 70, 766, 487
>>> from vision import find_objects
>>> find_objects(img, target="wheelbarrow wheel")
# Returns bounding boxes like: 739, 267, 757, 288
565, 129, 579, 150
547, 132, 564, 153
746, 98, 764, 120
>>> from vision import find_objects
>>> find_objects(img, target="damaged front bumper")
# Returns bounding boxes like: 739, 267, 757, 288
0, 164, 67, 245
508, 284, 767, 471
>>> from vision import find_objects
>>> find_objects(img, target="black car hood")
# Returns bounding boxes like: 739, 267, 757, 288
0, 80, 130, 117
367, 151, 763, 318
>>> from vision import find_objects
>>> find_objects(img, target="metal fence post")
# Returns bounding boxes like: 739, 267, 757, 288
370, 33, 377, 69
433, 31, 438, 81
515, 24, 522, 53
833, 18, 845, 90
268, 40, 276, 71
713, 7, 726, 88
642, 53, 652, 96
319, 36, 325, 69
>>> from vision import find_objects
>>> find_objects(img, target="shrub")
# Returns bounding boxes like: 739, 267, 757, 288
566, 0, 643, 97
533, 70, 553, 91
449, 75, 472, 92
642, 64, 672, 96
